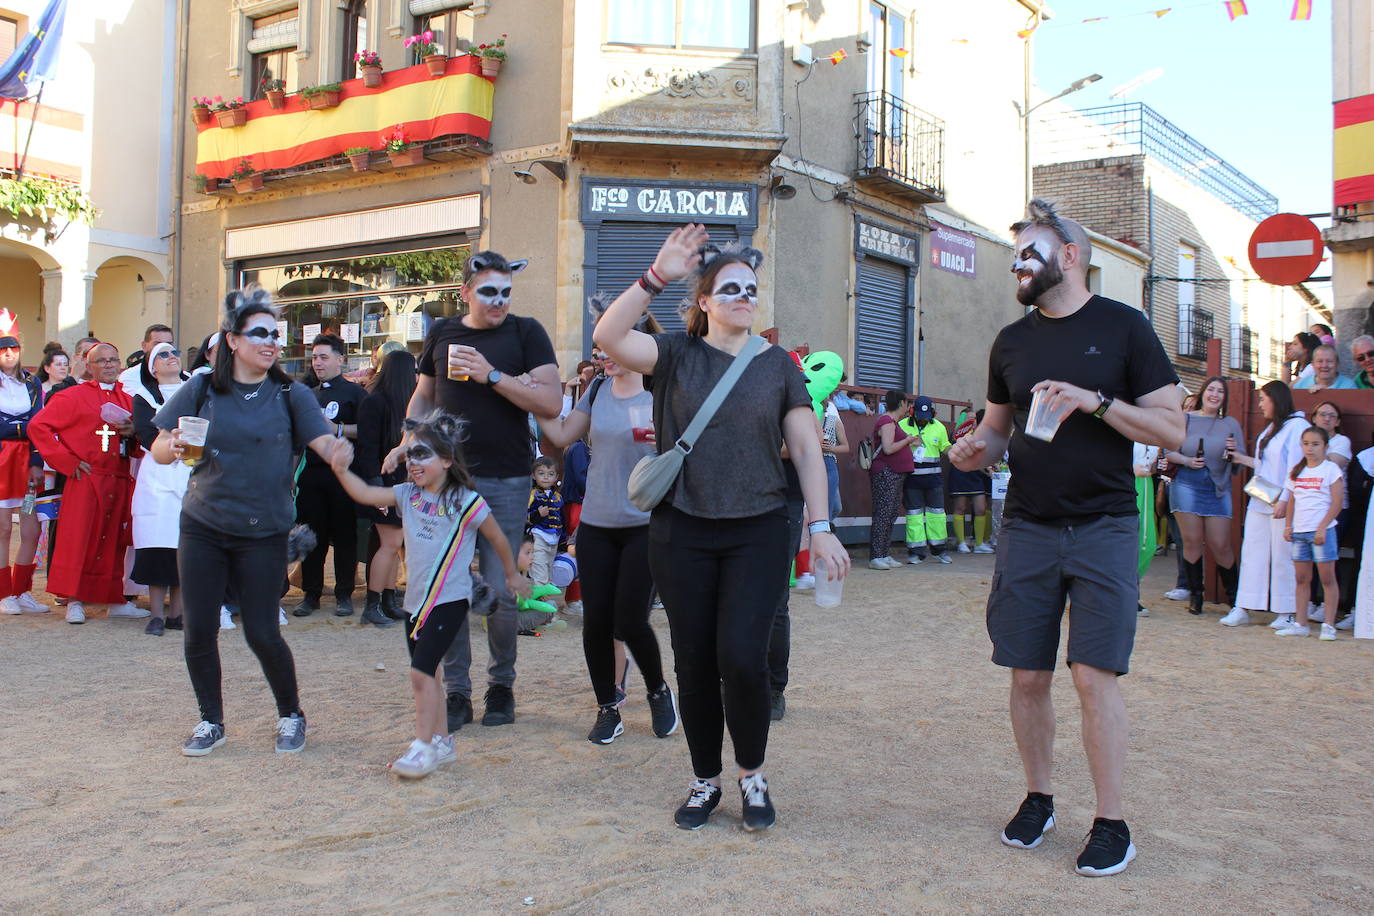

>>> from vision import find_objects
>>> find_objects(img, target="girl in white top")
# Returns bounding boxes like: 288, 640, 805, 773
1224, 381, 1310, 627
1278, 427, 1343, 640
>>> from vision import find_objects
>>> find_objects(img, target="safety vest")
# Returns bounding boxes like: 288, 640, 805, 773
898, 417, 949, 479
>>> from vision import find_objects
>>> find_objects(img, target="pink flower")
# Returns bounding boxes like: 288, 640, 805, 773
403, 35, 415, 47
422, 30, 433, 41
213, 95, 223, 103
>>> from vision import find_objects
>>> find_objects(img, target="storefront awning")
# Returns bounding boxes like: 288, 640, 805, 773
194, 57, 492, 181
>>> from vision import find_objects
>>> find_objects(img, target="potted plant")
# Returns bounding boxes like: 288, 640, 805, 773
191, 96, 213, 126
474, 35, 507, 78
260, 77, 286, 109
299, 83, 343, 110
192, 173, 221, 194
405, 30, 446, 77
380, 126, 423, 167
355, 49, 383, 88
210, 95, 248, 128
229, 158, 263, 193
345, 146, 372, 172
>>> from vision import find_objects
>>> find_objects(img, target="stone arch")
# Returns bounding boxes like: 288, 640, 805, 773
91, 256, 169, 358
0, 237, 59, 361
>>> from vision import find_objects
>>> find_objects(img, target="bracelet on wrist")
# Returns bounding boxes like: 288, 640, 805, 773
808, 520, 831, 535
638, 273, 664, 296
647, 265, 668, 287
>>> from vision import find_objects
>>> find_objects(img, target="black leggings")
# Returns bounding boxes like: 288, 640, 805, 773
180, 515, 299, 726
406, 599, 469, 675
577, 523, 665, 707
769, 497, 805, 692
649, 505, 790, 777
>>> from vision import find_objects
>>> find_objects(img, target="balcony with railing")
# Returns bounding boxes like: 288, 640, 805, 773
1182, 307, 1214, 360
853, 91, 944, 205
1230, 323, 1255, 374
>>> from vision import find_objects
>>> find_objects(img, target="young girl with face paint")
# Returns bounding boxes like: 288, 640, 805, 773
330, 409, 529, 779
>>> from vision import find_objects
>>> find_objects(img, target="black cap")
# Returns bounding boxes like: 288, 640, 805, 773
0, 336, 20, 350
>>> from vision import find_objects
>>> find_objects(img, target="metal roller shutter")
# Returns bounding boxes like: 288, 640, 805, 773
855, 257, 911, 390
593, 222, 740, 335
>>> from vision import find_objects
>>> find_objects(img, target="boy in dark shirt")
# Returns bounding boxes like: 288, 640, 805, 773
526, 456, 563, 586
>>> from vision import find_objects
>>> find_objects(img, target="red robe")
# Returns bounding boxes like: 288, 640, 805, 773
29, 382, 140, 603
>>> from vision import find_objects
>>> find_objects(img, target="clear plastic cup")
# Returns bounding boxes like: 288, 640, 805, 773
629, 404, 654, 443
448, 343, 469, 382
179, 416, 209, 466
813, 556, 844, 608
1024, 388, 1074, 442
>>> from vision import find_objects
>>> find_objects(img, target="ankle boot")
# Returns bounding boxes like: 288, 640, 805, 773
1217, 563, 1240, 608
361, 591, 393, 627
1185, 559, 1204, 615
381, 588, 405, 620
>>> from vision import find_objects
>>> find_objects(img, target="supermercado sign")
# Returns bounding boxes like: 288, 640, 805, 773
930, 220, 977, 278
582, 180, 758, 224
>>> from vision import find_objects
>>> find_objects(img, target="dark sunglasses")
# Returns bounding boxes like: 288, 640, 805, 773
1355, 351, 1374, 362
153, 349, 182, 359
241, 327, 282, 343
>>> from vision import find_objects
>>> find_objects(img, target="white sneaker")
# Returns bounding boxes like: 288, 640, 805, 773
107, 602, 150, 619
66, 602, 86, 625
1137, 605, 1150, 617
794, 574, 815, 591
220, 606, 236, 630
563, 600, 584, 617
1308, 603, 1324, 622
1269, 613, 1295, 630
0, 596, 19, 614
1219, 607, 1250, 627
907, 554, 924, 565
432, 734, 456, 765
16, 592, 48, 613
1164, 587, 1190, 601
1335, 614, 1354, 631
974, 542, 996, 554
937, 553, 953, 565
391, 739, 437, 779
1319, 623, 1338, 641
957, 542, 972, 554
1275, 622, 1311, 637
278, 607, 288, 626
869, 558, 892, 570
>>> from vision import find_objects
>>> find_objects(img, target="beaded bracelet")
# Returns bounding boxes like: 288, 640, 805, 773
638, 272, 664, 296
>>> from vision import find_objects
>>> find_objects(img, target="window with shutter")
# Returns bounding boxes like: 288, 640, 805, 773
0, 16, 18, 66
854, 256, 911, 390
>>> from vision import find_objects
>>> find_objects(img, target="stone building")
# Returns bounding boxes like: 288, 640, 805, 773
1326, 0, 1374, 345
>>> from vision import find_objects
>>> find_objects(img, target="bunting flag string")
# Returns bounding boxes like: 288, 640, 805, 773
1033, 0, 1316, 35
1291, 0, 1312, 20
1225, 0, 1249, 19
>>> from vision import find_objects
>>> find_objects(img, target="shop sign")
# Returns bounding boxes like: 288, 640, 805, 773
582, 180, 757, 224
856, 221, 919, 267
930, 220, 977, 278
303, 322, 321, 343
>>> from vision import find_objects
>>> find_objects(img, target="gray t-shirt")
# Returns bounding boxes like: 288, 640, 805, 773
651, 333, 812, 519
1181, 412, 1246, 497
393, 484, 490, 612
155, 375, 331, 537
575, 381, 655, 528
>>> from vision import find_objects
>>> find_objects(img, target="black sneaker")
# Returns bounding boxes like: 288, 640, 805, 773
647, 684, 679, 738
587, 705, 624, 744
292, 596, 320, 617
275, 712, 307, 754
165, 616, 183, 631
1001, 793, 1056, 848
481, 684, 515, 726
739, 773, 776, 832
1075, 818, 1136, 876
446, 692, 473, 732
181, 720, 225, 757
334, 596, 355, 617
144, 617, 166, 636
361, 594, 393, 627
673, 780, 722, 830
769, 688, 786, 722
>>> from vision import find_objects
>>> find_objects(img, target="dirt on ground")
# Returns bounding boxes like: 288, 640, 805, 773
1, 554, 1372, 914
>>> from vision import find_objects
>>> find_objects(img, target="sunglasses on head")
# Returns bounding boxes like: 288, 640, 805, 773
241, 327, 281, 343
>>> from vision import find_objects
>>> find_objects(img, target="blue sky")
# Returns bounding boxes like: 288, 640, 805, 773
1035, 0, 1332, 217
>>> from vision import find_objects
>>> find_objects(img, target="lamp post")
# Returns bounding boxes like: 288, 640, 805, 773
1017, 73, 1102, 201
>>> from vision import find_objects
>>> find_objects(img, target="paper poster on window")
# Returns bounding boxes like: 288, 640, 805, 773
303, 323, 321, 343
405, 313, 424, 341
276, 320, 288, 344
341, 323, 360, 344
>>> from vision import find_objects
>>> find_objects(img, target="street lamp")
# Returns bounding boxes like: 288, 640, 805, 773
1016, 73, 1102, 201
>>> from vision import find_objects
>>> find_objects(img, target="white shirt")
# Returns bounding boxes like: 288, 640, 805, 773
1283, 460, 1342, 532
0, 373, 30, 415
1254, 413, 1310, 505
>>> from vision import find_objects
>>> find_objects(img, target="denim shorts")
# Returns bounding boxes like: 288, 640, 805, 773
1290, 530, 1338, 564
1169, 466, 1232, 518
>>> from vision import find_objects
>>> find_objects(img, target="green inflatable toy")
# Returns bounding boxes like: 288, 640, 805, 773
799, 350, 845, 423
518, 584, 562, 617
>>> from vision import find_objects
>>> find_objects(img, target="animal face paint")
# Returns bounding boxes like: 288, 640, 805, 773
1010, 231, 1064, 306
474, 283, 513, 309
405, 444, 437, 464
711, 278, 758, 303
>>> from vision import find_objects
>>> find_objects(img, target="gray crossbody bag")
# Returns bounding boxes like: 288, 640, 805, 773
627, 335, 764, 512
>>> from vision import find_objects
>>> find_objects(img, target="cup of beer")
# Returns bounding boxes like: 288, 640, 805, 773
448, 344, 469, 382
179, 416, 209, 466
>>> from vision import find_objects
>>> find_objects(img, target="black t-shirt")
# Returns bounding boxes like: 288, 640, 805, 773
304, 375, 366, 470
417, 314, 557, 479
987, 295, 1178, 524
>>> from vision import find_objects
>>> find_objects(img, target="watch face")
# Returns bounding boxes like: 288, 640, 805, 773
488, 369, 502, 385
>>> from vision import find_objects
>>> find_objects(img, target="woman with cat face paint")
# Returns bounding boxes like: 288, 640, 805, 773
593, 224, 851, 833
150, 289, 354, 758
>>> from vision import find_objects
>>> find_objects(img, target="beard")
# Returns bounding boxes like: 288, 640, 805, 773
1015, 258, 1065, 306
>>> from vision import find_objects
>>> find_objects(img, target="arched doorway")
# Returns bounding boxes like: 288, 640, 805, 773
0, 238, 58, 366
91, 257, 168, 358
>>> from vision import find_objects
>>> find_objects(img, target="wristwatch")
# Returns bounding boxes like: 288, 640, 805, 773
1093, 390, 1114, 418
808, 520, 831, 535
486, 369, 503, 386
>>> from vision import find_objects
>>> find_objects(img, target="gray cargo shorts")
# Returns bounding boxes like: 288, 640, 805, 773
986, 513, 1139, 675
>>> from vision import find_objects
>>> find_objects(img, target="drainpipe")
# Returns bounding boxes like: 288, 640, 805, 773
169, 0, 190, 341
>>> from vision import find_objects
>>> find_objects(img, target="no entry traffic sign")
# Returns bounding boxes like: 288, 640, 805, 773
1248, 213, 1323, 286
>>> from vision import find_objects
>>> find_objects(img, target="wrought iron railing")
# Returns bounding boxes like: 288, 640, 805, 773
1230, 323, 1254, 373
1185, 308, 1214, 360
854, 91, 944, 202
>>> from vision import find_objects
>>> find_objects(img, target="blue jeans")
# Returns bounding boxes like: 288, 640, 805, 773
824, 454, 841, 521
442, 475, 527, 697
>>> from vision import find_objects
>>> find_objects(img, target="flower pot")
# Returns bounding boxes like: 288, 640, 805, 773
304, 90, 341, 110
361, 65, 383, 89
215, 108, 247, 128
200, 177, 221, 194
266, 90, 286, 109
348, 152, 371, 172
233, 173, 264, 193
387, 147, 425, 168
480, 57, 501, 78
192, 106, 212, 126
424, 54, 448, 77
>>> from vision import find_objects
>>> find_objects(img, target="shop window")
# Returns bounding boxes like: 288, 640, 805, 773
0, 16, 18, 65
414, 3, 474, 59
249, 8, 300, 97
605, 0, 754, 51
342, 0, 367, 75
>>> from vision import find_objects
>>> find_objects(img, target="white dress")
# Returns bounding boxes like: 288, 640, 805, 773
1235, 413, 1310, 615
1352, 448, 1374, 638
131, 383, 192, 550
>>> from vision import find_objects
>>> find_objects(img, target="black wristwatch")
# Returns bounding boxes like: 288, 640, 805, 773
486, 369, 503, 386
1093, 390, 1114, 418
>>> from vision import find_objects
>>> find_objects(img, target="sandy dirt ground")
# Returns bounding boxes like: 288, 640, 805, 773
2, 553, 1373, 915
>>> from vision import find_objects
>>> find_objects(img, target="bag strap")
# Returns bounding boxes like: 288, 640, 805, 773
410, 489, 486, 636
673, 335, 764, 454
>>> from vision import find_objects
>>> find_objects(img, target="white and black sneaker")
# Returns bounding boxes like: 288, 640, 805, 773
181, 720, 226, 757
587, 705, 624, 745
673, 779, 722, 830
1000, 792, 1056, 848
1075, 817, 1137, 876
647, 684, 679, 738
739, 773, 776, 832
275, 712, 307, 754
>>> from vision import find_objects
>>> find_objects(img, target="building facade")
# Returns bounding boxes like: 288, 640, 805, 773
1326, 0, 1374, 345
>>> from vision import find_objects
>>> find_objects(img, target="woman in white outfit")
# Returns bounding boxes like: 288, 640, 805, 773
1223, 381, 1309, 627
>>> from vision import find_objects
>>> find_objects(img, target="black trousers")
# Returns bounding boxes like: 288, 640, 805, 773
768, 496, 805, 693
180, 515, 299, 725
577, 523, 666, 707
296, 466, 358, 600
649, 505, 790, 777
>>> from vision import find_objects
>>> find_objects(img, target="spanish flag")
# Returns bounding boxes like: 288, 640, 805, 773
1224, 0, 1248, 20
1290, 0, 1312, 20
1335, 94, 1374, 207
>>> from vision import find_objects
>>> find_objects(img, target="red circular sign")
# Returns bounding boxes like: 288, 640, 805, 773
1248, 213, 1323, 286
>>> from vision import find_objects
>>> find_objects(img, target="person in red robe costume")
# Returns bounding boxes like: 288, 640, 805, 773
28, 343, 147, 624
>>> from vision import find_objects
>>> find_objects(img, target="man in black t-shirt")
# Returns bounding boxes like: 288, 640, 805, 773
950, 199, 1184, 878
292, 334, 369, 620
405, 251, 562, 729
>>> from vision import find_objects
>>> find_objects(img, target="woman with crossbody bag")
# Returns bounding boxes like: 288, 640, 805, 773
593, 224, 850, 833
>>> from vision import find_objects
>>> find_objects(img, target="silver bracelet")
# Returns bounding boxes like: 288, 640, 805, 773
808, 521, 831, 535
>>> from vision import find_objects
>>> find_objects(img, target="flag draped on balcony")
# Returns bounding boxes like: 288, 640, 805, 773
0, 0, 67, 98
1334, 94, 1374, 208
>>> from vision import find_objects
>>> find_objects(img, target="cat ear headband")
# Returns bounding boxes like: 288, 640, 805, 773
586, 292, 657, 334
465, 251, 529, 279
